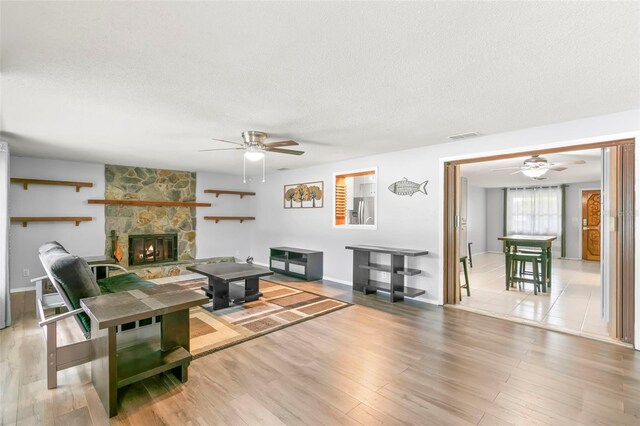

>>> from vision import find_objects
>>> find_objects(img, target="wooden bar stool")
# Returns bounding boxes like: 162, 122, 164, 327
509, 253, 542, 295
460, 256, 470, 301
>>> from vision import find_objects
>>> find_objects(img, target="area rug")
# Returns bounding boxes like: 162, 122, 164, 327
175, 278, 351, 358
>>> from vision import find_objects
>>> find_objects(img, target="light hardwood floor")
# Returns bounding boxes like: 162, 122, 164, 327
2, 279, 640, 425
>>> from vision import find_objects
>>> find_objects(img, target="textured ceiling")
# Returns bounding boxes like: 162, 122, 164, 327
1, 1, 639, 175
461, 148, 601, 188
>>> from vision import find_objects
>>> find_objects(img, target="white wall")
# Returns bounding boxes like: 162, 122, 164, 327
485, 188, 504, 253
565, 181, 601, 259
195, 172, 255, 260
9, 157, 106, 290
466, 184, 487, 255
251, 157, 439, 303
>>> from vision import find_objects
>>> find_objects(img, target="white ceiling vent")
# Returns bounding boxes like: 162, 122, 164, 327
448, 132, 481, 141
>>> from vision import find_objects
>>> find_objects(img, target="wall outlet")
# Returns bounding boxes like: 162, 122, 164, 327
382, 272, 388, 279
23, 269, 30, 277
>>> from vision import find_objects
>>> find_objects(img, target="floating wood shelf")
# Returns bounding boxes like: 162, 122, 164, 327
11, 178, 93, 192
204, 189, 256, 199
11, 217, 92, 227
88, 200, 211, 207
204, 216, 255, 223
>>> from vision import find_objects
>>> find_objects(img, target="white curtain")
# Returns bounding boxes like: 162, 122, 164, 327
506, 186, 562, 255
0, 142, 9, 329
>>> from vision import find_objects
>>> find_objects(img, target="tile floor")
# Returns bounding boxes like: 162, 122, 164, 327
458, 252, 613, 341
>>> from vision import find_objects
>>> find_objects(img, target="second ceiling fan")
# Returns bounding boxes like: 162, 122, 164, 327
492, 154, 585, 179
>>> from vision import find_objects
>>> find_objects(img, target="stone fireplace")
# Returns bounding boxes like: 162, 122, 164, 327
104, 164, 197, 278
128, 233, 178, 266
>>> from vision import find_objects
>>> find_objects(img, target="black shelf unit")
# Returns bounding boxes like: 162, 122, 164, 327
346, 245, 429, 303
269, 247, 323, 281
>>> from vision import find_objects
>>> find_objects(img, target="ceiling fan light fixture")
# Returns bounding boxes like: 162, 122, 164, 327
244, 151, 264, 161
522, 168, 548, 178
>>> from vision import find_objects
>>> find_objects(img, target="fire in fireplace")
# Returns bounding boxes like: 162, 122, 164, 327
128, 233, 178, 266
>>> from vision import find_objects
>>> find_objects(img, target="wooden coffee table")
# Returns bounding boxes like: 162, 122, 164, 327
187, 263, 274, 310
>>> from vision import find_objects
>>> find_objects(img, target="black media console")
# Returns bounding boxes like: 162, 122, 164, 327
346, 245, 429, 302
269, 247, 324, 281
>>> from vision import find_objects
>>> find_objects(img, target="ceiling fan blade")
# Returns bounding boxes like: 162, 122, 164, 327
265, 147, 304, 156
491, 167, 523, 172
550, 159, 586, 167
263, 140, 299, 148
198, 148, 244, 152
548, 166, 567, 171
211, 138, 245, 146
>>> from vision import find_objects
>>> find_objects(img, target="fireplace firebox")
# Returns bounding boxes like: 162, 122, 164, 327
128, 234, 178, 266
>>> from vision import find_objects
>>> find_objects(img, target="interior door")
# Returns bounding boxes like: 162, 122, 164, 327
582, 190, 601, 261
459, 177, 468, 257
443, 163, 461, 304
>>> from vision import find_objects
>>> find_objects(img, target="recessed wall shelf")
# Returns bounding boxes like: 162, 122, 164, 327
88, 200, 211, 207
204, 189, 256, 199
11, 178, 93, 192
204, 216, 255, 223
11, 217, 93, 227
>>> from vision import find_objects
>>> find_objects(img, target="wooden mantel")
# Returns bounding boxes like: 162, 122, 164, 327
11, 178, 93, 192
88, 200, 211, 207
11, 217, 92, 227
204, 189, 256, 199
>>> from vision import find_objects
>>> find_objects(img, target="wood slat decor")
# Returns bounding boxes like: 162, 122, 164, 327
335, 183, 346, 225
10, 217, 92, 227
87, 200, 211, 207
11, 178, 93, 192
204, 216, 255, 223
204, 189, 256, 198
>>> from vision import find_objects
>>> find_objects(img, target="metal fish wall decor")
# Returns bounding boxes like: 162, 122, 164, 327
388, 178, 428, 196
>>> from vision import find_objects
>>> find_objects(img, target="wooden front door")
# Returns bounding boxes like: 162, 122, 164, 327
582, 190, 601, 261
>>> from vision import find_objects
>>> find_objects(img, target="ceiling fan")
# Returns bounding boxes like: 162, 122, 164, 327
492, 154, 586, 179
199, 131, 304, 159
199, 131, 304, 183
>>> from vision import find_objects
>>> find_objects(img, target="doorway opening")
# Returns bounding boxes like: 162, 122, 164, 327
443, 139, 634, 345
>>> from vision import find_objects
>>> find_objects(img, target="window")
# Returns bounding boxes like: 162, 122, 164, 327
334, 168, 377, 229
506, 186, 562, 243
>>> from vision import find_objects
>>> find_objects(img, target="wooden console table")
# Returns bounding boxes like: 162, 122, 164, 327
346, 245, 429, 302
80, 284, 208, 417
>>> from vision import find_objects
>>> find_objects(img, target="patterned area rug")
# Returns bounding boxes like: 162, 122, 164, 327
175, 278, 351, 358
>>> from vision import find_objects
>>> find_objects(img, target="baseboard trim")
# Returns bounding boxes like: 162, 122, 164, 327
322, 276, 351, 286
10, 286, 35, 293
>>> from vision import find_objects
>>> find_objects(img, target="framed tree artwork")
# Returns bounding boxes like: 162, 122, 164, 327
284, 181, 324, 208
